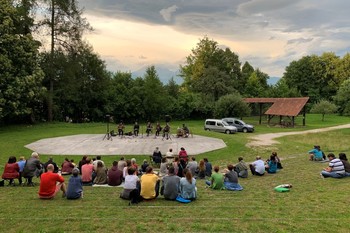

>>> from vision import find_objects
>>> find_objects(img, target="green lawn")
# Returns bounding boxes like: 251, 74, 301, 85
1, 114, 350, 232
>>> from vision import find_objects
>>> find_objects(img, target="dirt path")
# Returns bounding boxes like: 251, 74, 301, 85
247, 123, 350, 147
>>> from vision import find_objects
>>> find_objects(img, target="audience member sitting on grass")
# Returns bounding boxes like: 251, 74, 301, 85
78, 155, 88, 174
161, 166, 181, 200
38, 164, 66, 199
265, 154, 278, 174
187, 156, 198, 177
131, 158, 139, 175
339, 153, 350, 176
159, 157, 168, 177
93, 161, 108, 185
204, 158, 212, 177
179, 169, 196, 200
223, 164, 243, 191
206, 165, 224, 190
66, 168, 83, 199
140, 166, 160, 200
108, 161, 123, 186
196, 160, 206, 179
249, 156, 265, 176
141, 159, 149, 174
172, 157, 179, 175
178, 147, 188, 162
321, 153, 346, 178
177, 159, 187, 177
308, 145, 324, 161
234, 157, 248, 178
81, 158, 94, 185
43, 157, 59, 173
273, 152, 283, 169
2, 156, 19, 185
120, 167, 140, 200
152, 147, 162, 165
123, 160, 132, 179
17, 156, 26, 185
23, 152, 42, 186
61, 158, 74, 175
117, 156, 127, 172
93, 155, 105, 171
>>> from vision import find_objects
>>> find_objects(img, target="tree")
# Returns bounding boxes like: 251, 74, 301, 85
38, 0, 91, 121
334, 79, 350, 116
310, 100, 337, 121
0, 0, 45, 123
267, 78, 300, 98
214, 93, 251, 118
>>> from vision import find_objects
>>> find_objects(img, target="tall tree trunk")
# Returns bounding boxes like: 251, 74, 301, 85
48, 0, 55, 122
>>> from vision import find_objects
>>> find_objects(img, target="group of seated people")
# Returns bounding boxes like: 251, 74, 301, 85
249, 152, 283, 176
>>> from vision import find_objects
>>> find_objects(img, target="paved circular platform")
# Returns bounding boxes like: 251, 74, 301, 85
25, 134, 226, 156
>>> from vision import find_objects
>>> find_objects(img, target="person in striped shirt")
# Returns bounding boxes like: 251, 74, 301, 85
320, 153, 346, 178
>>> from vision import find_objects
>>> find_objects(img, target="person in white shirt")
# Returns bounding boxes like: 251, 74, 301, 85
249, 156, 265, 176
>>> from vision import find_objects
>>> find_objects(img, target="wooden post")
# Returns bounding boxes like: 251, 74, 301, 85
259, 103, 262, 125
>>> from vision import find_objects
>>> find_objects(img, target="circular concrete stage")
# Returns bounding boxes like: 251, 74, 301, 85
25, 134, 226, 156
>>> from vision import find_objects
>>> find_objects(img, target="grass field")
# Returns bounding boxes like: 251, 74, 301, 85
1, 114, 350, 232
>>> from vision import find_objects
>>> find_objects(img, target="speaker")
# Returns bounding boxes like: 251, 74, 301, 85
165, 115, 171, 123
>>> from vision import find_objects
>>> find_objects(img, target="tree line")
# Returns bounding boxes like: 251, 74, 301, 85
1, 0, 350, 125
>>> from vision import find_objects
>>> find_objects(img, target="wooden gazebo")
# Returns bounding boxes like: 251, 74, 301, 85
244, 97, 309, 127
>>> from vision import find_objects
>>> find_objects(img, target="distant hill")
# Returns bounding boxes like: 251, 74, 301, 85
131, 65, 183, 84
268, 76, 280, 85
131, 64, 280, 86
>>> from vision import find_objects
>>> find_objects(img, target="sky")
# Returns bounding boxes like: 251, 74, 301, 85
81, 0, 350, 80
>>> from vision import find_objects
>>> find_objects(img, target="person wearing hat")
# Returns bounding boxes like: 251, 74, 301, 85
66, 167, 83, 199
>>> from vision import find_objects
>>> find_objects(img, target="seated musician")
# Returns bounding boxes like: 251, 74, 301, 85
117, 121, 125, 137
176, 127, 183, 137
133, 121, 139, 137
182, 124, 190, 138
146, 121, 152, 136
155, 122, 162, 137
163, 123, 170, 140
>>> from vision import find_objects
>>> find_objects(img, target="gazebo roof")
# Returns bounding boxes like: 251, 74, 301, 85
244, 97, 309, 117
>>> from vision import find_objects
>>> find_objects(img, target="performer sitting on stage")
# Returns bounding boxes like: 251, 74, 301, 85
182, 124, 190, 138
133, 121, 139, 137
163, 123, 170, 140
146, 121, 152, 136
155, 122, 162, 137
117, 121, 125, 137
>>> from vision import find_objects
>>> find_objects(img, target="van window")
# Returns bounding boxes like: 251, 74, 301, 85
234, 120, 241, 125
206, 121, 215, 126
217, 122, 223, 127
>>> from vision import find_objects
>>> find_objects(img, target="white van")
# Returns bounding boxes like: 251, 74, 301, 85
204, 119, 237, 134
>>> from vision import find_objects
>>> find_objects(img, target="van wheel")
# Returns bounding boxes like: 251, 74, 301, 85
205, 128, 210, 131
225, 130, 230, 134
242, 128, 248, 133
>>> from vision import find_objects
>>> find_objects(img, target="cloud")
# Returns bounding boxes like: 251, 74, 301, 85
287, 38, 313, 45
160, 5, 178, 22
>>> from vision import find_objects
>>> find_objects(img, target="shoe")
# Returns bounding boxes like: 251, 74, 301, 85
320, 173, 324, 179
62, 192, 66, 198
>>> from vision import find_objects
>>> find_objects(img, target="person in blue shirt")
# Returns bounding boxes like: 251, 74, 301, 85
308, 145, 324, 161
265, 154, 278, 174
66, 168, 83, 199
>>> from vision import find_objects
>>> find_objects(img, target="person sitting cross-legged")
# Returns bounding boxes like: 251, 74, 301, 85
38, 164, 66, 199
66, 168, 83, 199
223, 164, 243, 191
179, 169, 197, 200
161, 166, 180, 200
205, 165, 224, 190
321, 153, 346, 178
140, 166, 160, 200
249, 156, 265, 176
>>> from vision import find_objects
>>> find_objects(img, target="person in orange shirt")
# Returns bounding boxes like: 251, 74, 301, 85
38, 164, 66, 199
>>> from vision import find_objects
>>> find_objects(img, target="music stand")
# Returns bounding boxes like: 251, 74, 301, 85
103, 115, 112, 141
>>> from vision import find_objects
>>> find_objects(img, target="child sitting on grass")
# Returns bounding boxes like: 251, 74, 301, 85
205, 165, 224, 190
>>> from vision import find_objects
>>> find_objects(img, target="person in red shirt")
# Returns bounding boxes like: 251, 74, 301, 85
81, 158, 94, 185
2, 156, 20, 185
178, 147, 188, 162
38, 164, 66, 199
